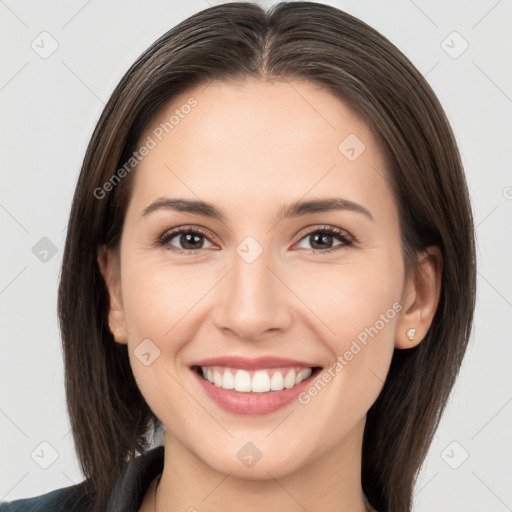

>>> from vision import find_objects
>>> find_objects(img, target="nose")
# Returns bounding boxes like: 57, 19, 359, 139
212, 247, 293, 342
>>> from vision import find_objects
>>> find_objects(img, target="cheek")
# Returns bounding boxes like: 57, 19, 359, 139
121, 242, 404, 360
293, 257, 404, 421
121, 254, 202, 340
297, 254, 403, 351
292, 261, 403, 440
119, 256, 196, 421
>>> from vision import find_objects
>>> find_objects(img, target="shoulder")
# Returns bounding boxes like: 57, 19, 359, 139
0, 445, 165, 512
0, 480, 90, 512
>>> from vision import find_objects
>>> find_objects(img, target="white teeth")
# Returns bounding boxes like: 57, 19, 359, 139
252, 370, 271, 393
270, 371, 284, 391
284, 369, 296, 389
296, 368, 312, 384
221, 369, 235, 389
213, 370, 223, 387
200, 366, 313, 393
234, 370, 252, 392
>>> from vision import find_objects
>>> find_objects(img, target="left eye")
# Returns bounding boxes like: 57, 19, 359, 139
295, 226, 353, 253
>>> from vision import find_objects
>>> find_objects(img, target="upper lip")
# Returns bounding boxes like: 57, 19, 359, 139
190, 356, 318, 370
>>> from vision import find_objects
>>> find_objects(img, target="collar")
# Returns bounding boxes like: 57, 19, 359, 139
106, 445, 164, 511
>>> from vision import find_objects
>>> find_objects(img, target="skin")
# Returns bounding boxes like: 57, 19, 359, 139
98, 78, 442, 512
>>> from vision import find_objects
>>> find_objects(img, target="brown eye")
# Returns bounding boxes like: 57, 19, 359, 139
295, 226, 353, 253
158, 227, 216, 253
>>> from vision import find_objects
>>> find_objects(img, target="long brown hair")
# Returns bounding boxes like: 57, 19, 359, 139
58, 2, 476, 511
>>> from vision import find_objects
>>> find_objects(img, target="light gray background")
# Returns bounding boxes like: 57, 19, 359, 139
1, 0, 511, 510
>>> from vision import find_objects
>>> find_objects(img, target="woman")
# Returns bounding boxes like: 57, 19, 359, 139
0, 2, 476, 511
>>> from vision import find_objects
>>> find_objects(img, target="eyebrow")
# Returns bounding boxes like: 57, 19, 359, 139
141, 197, 374, 222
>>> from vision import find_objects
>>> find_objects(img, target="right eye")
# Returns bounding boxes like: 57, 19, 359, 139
157, 226, 217, 254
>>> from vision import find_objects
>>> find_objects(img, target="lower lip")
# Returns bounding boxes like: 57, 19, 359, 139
191, 367, 319, 415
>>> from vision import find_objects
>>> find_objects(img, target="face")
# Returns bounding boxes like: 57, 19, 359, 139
99, 78, 429, 480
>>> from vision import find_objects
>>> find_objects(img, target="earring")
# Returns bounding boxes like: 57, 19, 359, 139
406, 328, 416, 341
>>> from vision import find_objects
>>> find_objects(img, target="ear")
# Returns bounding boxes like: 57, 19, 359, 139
97, 245, 128, 345
395, 246, 443, 349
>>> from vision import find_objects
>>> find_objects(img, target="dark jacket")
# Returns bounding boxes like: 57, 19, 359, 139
0, 446, 164, 512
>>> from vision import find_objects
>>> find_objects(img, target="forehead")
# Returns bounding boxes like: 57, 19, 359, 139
126, 79, 395, 225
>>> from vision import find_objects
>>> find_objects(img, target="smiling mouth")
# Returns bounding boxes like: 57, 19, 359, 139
191, 365, 322, 393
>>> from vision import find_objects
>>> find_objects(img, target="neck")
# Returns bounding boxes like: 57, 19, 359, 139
151, 417, 372, 512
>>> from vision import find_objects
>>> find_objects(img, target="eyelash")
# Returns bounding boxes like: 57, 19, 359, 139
156, 225, 354, 256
